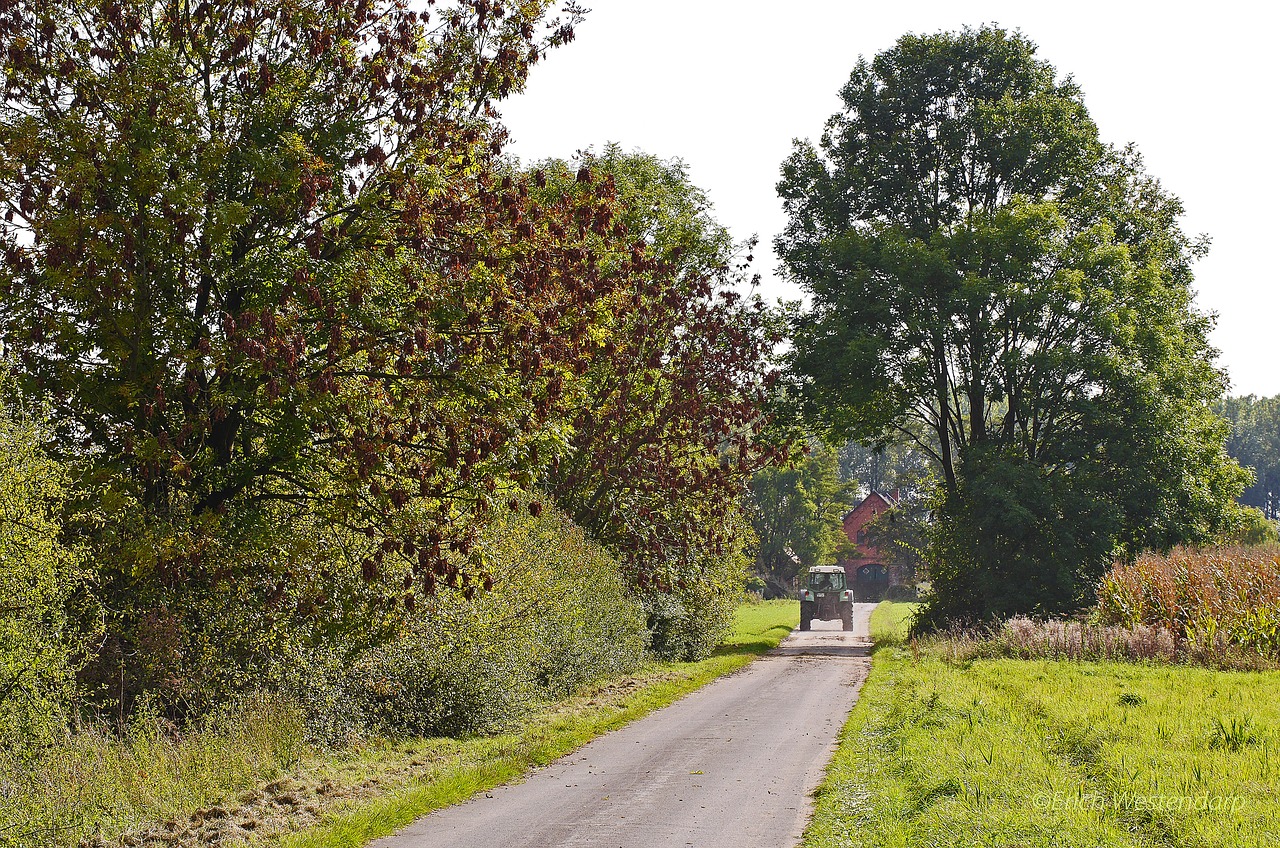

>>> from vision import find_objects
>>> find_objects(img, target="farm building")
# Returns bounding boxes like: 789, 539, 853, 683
840, 490, 916, 600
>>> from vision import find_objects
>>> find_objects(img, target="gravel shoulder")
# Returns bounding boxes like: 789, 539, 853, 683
373, 604, 876, 848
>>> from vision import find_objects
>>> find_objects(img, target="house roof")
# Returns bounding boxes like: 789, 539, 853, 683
841, 489, 899, 522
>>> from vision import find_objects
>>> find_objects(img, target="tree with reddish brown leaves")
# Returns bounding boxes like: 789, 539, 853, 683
536, 147, 790, 658
0, 0, 682, 712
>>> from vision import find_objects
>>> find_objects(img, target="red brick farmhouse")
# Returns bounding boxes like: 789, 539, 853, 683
840, 490, 916, 600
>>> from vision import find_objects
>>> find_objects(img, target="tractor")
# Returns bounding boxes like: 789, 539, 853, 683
799, 565, 853, 631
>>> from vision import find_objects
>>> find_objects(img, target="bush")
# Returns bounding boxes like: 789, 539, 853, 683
913, 543, 1280, 670
1223, 505, 1280, 545
917, 447, 1119, 629
76, 498, 389, 723
642, 544, 747, 662
0, 363, 94, 752
76, 480, 650, 741
287, 499, 647, 742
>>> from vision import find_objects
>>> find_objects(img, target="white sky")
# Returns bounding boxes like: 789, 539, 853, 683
499, 1, 1279, 398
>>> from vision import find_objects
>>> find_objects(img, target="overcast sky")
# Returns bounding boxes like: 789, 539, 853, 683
498, 0, 1279, 398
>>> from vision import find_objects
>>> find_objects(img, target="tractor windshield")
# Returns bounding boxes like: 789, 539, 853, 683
807, 572, 845, 592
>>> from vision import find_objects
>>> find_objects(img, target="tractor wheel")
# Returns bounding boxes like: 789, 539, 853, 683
841, 603, 853, 632
800, 601, 813, 631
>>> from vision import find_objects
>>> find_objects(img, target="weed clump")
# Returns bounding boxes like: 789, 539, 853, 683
1209, 715, 1260, 751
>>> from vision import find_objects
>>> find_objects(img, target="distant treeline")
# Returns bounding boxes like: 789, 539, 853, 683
1218, 395, 1280, 520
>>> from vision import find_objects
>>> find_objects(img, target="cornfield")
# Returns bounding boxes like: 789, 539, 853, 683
1096, 546, 1280, 658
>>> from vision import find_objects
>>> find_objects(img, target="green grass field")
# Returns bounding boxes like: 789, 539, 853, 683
804, 602, 1280, 848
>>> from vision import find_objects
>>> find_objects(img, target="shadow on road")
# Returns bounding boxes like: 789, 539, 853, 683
770, 642, 871, 658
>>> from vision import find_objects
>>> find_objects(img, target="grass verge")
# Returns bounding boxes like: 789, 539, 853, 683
281, 598, 797, 848
869, 600, 917, 647
1, 695, 307, 848
803, 601, 1280, 848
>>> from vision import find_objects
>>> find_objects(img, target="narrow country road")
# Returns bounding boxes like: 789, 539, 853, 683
372, 603, 876, 848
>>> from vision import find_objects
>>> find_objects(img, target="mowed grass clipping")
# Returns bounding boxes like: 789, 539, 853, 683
804, 602, 1280, 848
283, 599, 798, 848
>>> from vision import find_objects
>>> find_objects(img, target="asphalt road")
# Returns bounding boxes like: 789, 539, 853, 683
372, 603, 876, 848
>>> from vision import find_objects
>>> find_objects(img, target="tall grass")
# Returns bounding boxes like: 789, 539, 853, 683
924, 617, 1280, 670
930, 617, 1176, 662
1, 695, 305, 848
1097, 545, 1280, 657
919, 547, 1280, 669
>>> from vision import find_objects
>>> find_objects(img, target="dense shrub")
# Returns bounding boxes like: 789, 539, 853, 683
642, 538, 748, 662
0, 365, 94, 752
76, 499, 398, 722
916, 447, 1122, 630
1096, 545, 1280, 657
1223, 505, 1280, 545
285, 499, 646, 742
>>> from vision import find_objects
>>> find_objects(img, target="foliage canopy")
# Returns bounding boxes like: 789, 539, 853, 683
535, 146, 785, 657
0, 1, 784, 711
747, 440, 853, 596
778, 26, 1246, 621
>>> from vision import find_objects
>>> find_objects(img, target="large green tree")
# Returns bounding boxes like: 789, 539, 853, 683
0, 0, 610, 573
778, 26, 1247, 622
748, 440, 853, 596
